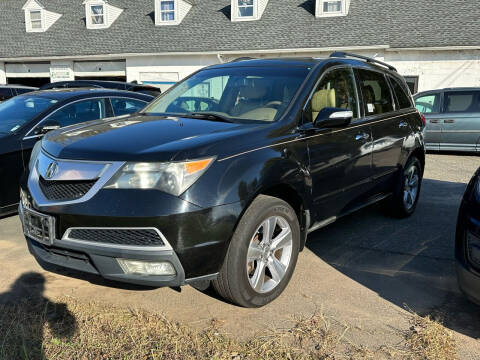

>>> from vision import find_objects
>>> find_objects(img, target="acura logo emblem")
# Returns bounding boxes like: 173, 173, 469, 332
45, 162, 59, 179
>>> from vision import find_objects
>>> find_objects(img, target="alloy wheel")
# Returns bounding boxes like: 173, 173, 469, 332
403, 164, 419, 210
246, 215, 293, 294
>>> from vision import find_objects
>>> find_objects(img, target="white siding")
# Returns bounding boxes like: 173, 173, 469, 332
43, 10, 62, 31
0, 63, 6, 85
105, 3, 123, 27
177, 0, 192, 23
258, 0, 269, 18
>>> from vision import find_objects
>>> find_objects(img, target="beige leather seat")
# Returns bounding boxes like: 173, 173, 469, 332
311, 89, 336, 121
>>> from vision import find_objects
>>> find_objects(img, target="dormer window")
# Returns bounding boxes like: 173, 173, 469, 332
90, 4, 105, 25
316, 0, 349, 17
29, 10, 43, 29
83, 0, 123, 29
160, 0, 175, 22
23, 0, 61, 33
231, 0, 269, 21
154, 0, 191, 26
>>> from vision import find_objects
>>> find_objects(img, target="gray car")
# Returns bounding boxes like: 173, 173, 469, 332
414, 87, 480, 152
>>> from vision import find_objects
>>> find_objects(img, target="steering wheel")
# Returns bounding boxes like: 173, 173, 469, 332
264, 101, 282, 109
167, 97, 219, 113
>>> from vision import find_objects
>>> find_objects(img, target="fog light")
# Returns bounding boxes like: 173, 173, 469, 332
466, 231, 480, 267
117, 259, 176, 276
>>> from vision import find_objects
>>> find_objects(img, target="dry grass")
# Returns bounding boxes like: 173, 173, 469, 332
0, 297, 457, 360
405, 313, 458, 360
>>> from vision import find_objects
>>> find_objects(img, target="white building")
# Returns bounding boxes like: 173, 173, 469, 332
1, 0, 479, 94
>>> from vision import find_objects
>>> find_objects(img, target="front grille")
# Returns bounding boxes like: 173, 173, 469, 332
67, 228, 166, 247
39, 177, 97, 201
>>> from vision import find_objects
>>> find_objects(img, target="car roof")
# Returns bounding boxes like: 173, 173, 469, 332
206, 57, 400, 76
0, 85, 38, 89
22, 88, 154, 100
44, 80, 148, 87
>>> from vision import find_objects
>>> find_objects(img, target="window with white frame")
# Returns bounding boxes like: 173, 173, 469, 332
90, 4, 105, 25
160, 0, 176, 22
29, 10, 43, 29
238, 0, 254, 17
317, 0, 347, 17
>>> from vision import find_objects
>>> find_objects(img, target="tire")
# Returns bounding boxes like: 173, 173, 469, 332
386, 155, 423, 218
213, 195, 300, 308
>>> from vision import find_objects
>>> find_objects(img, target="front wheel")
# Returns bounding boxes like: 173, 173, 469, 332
386, 156, 423, 218
213, 195, 300, 307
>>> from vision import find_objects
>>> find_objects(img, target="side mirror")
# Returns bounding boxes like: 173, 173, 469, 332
36, 121, 61, 135
314, 107, 353, 128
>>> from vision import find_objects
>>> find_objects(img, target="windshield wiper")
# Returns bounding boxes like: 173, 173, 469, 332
187, 112, 233, 123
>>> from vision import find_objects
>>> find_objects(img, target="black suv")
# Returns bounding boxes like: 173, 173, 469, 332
0, 85, 38, 102
20, 53, 425, 307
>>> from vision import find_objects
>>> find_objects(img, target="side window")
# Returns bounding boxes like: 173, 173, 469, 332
415, 94, 440, 113
0, 88, 13, 102
44, 98, 107, 128
111, 98, 146, 116
389, 76, 413, 109
444, 91, 479, 113
357, 69, 394, 115
306, 67, 358, 123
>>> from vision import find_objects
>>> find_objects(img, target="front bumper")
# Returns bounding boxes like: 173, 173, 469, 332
19, 184, 243, 287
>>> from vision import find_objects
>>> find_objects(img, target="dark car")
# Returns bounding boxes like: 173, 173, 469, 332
40, 80, 161, 97
20, 53, 425, 307
414, 88, 480, 152
0, 85, 38, 102
0, 88, 153, 216
456, 167, 480, 304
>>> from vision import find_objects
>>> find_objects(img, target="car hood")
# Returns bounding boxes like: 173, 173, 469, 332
42, 114, 267, 162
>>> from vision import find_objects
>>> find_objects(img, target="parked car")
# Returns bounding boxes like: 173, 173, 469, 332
0, 85, 38, 103
456, 166, 480, 304
20, 53, 425, 307
414, 87, 480, 152
0, 88, 153, 216
40, 80, 161, 97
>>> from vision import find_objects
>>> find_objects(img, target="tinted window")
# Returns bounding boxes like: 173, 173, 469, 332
0, 88, 13, 101
111, 98, 146, 116
415, 94, 440, 113
444, 91, 480, 113
357, 69, 394, 115
15, 88, 35, 95
0, 96, 58, 134
144, 66, 310, 123
305, 67, 358, 123
389, 76, 413, 109
45, 98, 107, 128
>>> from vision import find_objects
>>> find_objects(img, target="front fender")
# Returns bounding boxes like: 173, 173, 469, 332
181, 145, 311, 211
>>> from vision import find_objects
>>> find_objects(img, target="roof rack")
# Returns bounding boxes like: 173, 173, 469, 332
231, 57, 256, 62
329, 52, 397, 72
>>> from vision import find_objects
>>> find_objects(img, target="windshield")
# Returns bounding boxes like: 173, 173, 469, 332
0, 95, 58, 135
143, 66, 311, 123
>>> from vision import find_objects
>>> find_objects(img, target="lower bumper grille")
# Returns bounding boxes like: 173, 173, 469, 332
39, 177, 97, 201
65, 228, 166, 247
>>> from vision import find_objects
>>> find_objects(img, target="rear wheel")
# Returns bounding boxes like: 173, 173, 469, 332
213, 195, 300, 307
386, 156, 423, 218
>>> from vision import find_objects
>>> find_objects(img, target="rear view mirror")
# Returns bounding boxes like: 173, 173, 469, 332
36, 121, 61, 135
314, 107, 353, 128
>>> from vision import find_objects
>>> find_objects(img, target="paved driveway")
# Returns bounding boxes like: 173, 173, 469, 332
0, 153, 479, 357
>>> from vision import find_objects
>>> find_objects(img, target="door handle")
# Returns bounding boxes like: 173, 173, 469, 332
430, 119, 441, 124
399, 121, 409, 128
355, 133, 370, 141
444, 119, 455, 124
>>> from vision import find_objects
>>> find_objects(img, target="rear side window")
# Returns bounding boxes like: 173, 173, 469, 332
45, 98, 107, 127
389, 76, 413, 109
415, 93, 440, 113
0, 88, 13, 101
111, 98, 146, 116
357, 69, 394, 115
444, 91, 480, 113
15, 88, 34, 95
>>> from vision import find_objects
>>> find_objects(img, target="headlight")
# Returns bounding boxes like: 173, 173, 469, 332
29, 141, 42, 173
104, 157, 215, 196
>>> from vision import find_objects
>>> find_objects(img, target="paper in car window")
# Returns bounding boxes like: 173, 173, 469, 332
367, 103, 375, 113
